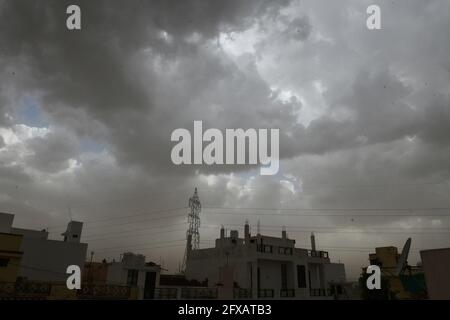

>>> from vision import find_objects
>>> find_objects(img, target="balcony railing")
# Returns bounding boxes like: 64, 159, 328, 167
256, 244, 273, 253
181, 287, 218, 299
280, 289, 295, 298
0, 281, 51, 300
77, 284, 131, 299
257, 289, 274, 298
154, 288, 178, 299
233, 288, 252, 299
309, 288, 331, 297
151, 287, 333, 299
307, 250, 329, 258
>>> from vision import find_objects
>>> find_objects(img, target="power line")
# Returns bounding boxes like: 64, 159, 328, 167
203, 206, 450, 217
47, 207, 187, 230
94, 242, 188, 255
95, 243, 197, 258
204, 205, 450, 212
42, 180, 450, 213
91, 238, 187, 253
81, 223, 450, 243
49, 206, 450, 238
47, 204, 450, 234
91, 240, 431, 256
83, 226, 188, 242
52, 221, 189, 239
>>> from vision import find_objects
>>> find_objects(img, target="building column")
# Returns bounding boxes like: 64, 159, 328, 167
292, 263, 298, 291
251, 260, 258, 299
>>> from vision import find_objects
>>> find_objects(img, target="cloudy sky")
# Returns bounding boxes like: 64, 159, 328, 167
1, 0, 450, 279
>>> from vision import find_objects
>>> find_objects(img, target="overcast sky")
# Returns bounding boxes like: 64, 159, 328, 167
1, 0, 450, 279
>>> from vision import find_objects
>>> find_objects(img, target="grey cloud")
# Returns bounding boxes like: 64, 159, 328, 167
1, 0, 450, 277
418, 94, 450, 146
289, 16, 312, 41
25, 128, 80, 173
0, 0, 294, 176
0, 164, 32, 185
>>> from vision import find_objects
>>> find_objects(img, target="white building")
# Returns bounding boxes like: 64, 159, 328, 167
0, 212, 88, 282
106, 252, 161, 299
185, 222, 346, 299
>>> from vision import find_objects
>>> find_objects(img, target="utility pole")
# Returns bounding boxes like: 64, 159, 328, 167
181, 187, 201, 273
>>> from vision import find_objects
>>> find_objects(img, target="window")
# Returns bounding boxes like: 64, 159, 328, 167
257, 244, 273, 253
127, 269, 139, 286
297, 265, 306, 288
278, 247, 293, 255
0, 258, 9, 267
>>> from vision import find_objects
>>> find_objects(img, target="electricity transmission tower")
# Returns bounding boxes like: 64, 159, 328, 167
181, 187, 201, 272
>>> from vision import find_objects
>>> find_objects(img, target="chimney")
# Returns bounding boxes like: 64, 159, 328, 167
282, 226, 287, 239
244, 220, 250, 243
220, 225, 225, 239
311, 232, 316, 251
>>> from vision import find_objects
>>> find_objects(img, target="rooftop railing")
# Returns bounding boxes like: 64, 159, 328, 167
307, 250, 329, 258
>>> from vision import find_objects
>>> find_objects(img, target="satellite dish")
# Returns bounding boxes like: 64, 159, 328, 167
395, 238, 411, 276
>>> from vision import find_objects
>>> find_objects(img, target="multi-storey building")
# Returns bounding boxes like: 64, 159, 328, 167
185, 222, 346, 299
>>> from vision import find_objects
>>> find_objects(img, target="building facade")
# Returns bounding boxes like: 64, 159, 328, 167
185, 223, 346, 299
363, 246, 425, 299
0, 213, 23, 282
0, 212, 88, 282
83, 260, 109, 284
420, 248, 450, 300
106, 252, 161, 299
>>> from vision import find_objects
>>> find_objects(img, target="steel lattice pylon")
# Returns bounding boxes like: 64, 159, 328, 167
181, 187, 201, 272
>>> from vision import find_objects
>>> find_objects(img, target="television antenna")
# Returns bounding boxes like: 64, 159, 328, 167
395, 238, 411, 276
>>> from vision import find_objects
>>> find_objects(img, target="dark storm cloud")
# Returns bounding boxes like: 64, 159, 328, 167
0, 0, 290, 117
294, 68, 420, 154
418, 94, 450, 146
25, 128, 79, 173
1, 0, 450, 277
0, 0, 296, 175
0, 164, 31, 184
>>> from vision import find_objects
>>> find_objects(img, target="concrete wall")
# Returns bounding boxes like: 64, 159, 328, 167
323, 263, 346, 288
0, 213, 14, 233
421, 248, 450, 299
258, 260, 295, 290
308, 263, 323, 289
83, 262, 108, 284
186, 246, 251, 287
12, 227, 48, 239
17, 237, 87, 282
106, 262, 160, 299
1, 213, 88, 283
106, 263, 128, 285
0, 232, 23, 282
